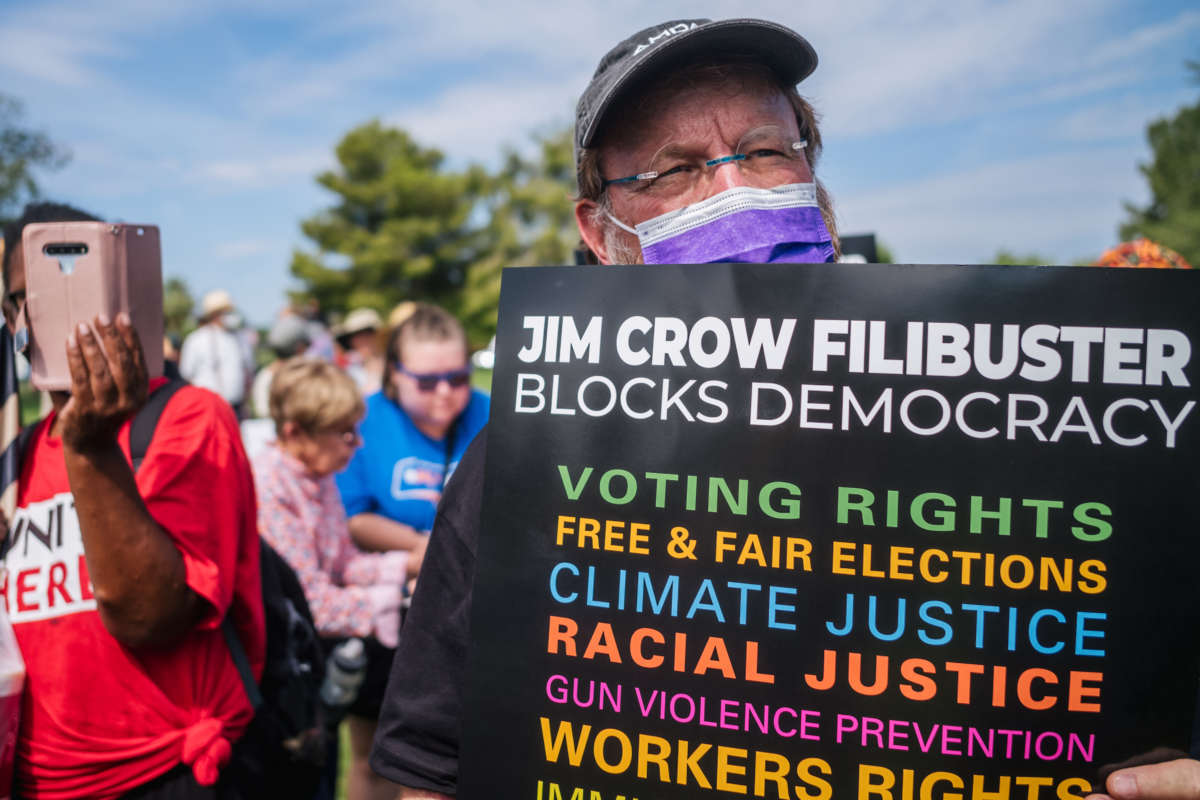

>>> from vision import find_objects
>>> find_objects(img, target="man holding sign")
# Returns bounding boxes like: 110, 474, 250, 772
370, 18, 1200, 800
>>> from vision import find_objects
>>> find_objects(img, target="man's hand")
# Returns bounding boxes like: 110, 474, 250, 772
60, 313, 148, 453
1087, 758, 1200, 800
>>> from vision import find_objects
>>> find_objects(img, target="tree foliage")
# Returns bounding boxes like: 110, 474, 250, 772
0, 94, 70, 223
988, 250, 1095, 267
460, 128, 579, 337
991, 249, 1052, 266
1119, 60, 1200, 267
290, 121, 577, 346
874, 241, 895, 263
163, 276, 196, 339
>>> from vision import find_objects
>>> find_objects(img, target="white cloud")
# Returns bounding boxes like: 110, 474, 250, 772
1049, 89, 1195, 143
836, 146, 1148, 264
385, 79, 580, 162
1083, 8, 1200, 71
190, 150, 333, 189
213, 238, 282, 261
0, 28, 121, 87
0, 0, 199, 87
795, 2, 1198, 139
222, 0, 1193, 152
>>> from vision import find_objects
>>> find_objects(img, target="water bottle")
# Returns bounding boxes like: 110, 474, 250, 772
319, 638, 366, 721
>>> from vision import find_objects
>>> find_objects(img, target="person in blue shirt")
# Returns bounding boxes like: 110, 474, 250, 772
334, 302, 488, 800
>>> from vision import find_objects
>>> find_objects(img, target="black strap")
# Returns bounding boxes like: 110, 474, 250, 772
12, 422, 39, 470
223, 611, 262, 709
130, 380, 187, 472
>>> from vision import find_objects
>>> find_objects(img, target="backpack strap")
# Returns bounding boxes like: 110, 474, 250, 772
223, 606, 263, 709
12, 422, 39, 471
130, 380, 187, 472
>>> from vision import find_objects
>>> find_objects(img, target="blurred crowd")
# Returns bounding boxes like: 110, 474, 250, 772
178, 289, 489, 799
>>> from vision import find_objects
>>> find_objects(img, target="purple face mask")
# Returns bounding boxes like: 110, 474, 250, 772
608, 182, 835, 265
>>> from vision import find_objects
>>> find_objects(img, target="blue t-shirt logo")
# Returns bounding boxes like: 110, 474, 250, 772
391, 456, 446, 503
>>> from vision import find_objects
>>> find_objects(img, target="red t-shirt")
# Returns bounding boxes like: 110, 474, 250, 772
1, 381, 265, 799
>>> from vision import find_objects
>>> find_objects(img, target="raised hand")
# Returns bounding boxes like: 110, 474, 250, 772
60, 313, 149, 453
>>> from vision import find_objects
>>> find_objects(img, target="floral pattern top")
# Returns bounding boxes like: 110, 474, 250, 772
252, 442, 405, 638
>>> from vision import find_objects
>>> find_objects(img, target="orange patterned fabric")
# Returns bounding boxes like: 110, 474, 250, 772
1095, 238, 1193, 270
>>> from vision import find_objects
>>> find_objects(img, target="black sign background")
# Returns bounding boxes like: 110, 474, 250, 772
459, 263, 1200, 799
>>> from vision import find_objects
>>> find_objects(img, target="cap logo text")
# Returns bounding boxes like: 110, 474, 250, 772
632, 23, 699, 55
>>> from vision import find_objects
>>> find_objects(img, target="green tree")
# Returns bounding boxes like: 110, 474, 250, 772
990, 249, 1052, 266
0, 94, 70, 222
290, 120, 492, 342
291, 121, 577, 345
988, 250, 1097, 266
1120, 60, 1200, 266
460, 128, 578, 334
162, 276, 195, 339
875, 241, 895, 263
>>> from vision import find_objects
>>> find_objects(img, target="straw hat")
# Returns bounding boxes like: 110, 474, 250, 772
200, 289, 235, 320
341, 307, 383, 336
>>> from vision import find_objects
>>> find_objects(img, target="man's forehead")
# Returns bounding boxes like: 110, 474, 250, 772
604, 79, 797, 162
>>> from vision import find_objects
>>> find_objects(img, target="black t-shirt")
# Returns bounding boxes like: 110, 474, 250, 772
370, 428, 487, 794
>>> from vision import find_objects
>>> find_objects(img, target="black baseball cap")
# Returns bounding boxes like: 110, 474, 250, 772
574, 18, 819, 161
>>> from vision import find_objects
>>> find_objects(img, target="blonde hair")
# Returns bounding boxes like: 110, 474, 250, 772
269, 358, 364, 436
387, 301, 418, 330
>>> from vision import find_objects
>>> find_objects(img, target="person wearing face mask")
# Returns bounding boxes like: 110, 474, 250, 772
370, 18, 1200, 800
179, 289, 250, 415
1, 203, 264, 798
371, 18, 836, 798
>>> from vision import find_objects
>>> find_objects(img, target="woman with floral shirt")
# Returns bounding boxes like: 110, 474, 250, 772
251, 358, 419, 800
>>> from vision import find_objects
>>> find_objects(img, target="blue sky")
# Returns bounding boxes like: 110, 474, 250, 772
2, 0, 1196, 325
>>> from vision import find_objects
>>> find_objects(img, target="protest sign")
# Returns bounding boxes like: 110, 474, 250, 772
459, 262, 1200, 800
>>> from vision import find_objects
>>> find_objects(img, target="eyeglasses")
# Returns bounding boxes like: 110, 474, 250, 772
308, 424, 361, 445
601, 126, 810, 203
329, 427, 361, 445
396, 365, 471, 392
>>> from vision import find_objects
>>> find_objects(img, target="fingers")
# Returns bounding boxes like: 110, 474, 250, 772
114, 312, 148, 387
60, 315, 149, 452
1106, 759, 1200, 799
76, 320, 118, 407
66, 324, 96, 407
97, 313, 147, 407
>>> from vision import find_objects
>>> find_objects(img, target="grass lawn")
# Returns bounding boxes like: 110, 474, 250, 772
337, 723, 351, 800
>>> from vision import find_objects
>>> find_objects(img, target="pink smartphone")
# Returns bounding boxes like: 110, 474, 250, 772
22, 222, 165, 391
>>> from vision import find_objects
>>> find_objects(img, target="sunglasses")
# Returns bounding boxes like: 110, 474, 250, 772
396, 365, 471, 392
